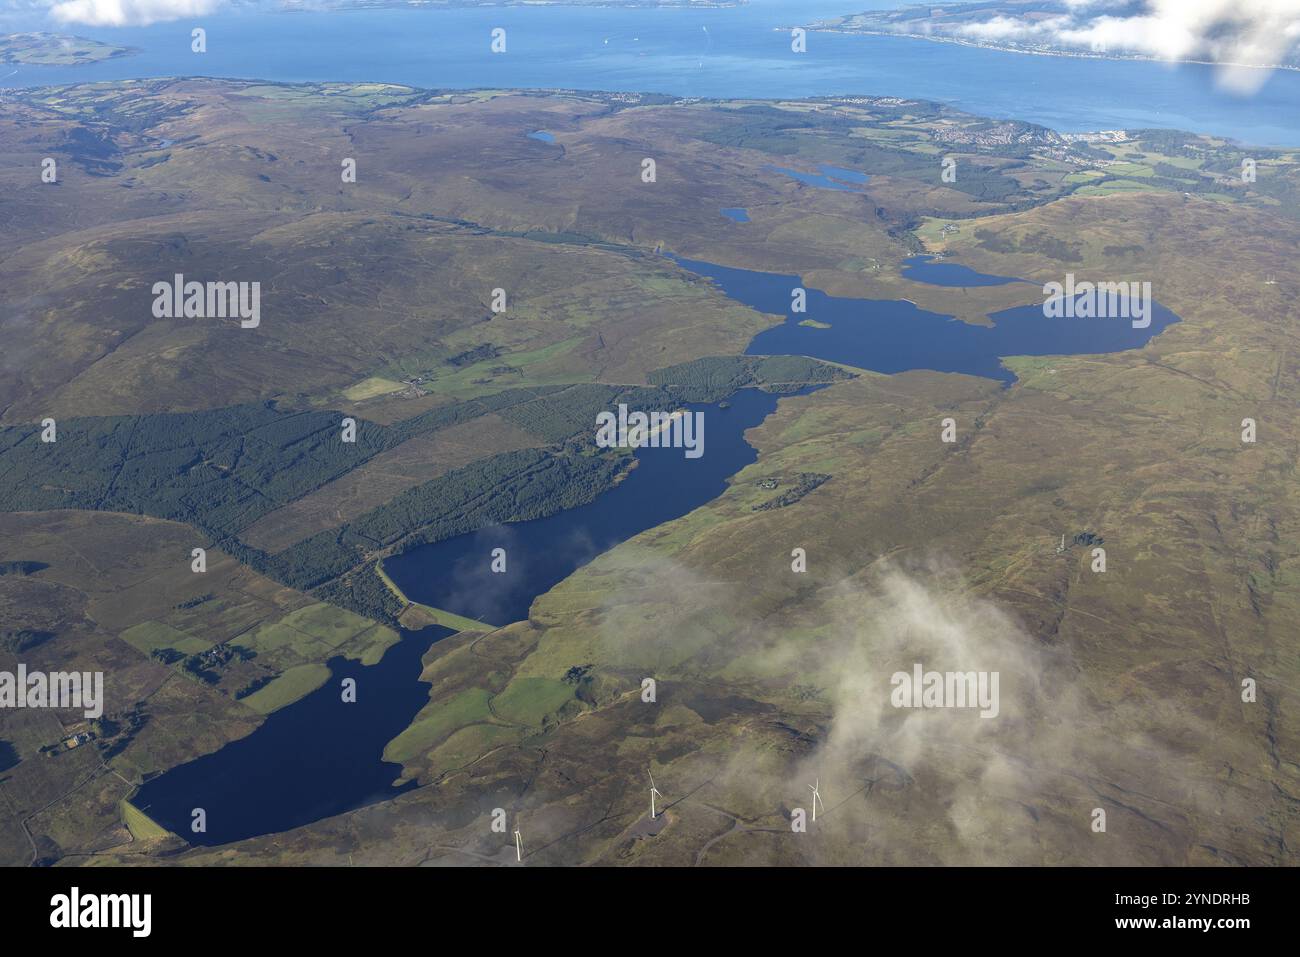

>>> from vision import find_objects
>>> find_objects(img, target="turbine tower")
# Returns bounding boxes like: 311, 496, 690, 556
514, 826, 522, 863
649, 769, 663, 820
808, 778, 825, 822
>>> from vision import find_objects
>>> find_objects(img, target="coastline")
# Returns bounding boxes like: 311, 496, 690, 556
800, 26, 1300, 76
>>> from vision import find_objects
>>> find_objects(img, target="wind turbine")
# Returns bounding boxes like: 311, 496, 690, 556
514, 826, 522, 863
649, 769, 663, 820
808, 778, 825, 822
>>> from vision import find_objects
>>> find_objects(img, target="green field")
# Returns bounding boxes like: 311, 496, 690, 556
342, 377, 408, 401
1074, 179, 1162, 196
491, 676, 576, 726
382, 688, 495, 764
239, 663, 332, 715
242, 602, 397, 667
120, 620, 210, 656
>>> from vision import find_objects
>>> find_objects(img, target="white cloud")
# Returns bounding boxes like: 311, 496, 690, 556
921, 0, 1300, 94
43, 0, 224, 27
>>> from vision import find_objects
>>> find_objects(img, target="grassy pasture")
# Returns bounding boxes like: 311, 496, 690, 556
239, 663, 332, 715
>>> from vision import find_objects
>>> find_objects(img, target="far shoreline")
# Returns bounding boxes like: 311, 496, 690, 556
797, 26, 1300, 77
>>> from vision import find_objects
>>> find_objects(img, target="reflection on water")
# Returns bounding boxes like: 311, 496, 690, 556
768, 164, 871, 191
132, 624, 452, 846
386, 389, 793, 625
901, 254, 1026, 288
672, 255, 1180, 385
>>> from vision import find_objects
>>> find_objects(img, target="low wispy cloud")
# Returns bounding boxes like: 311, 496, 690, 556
900, 0, 1300, 94
578, 549, 1229, 864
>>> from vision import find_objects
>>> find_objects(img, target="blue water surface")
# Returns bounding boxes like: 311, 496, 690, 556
3, 1, 1296, 146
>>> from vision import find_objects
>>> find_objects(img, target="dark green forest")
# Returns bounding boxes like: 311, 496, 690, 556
0, 355, 848, 625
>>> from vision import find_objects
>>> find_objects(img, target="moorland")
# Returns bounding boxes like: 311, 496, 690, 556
0, 78, 1296, 866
